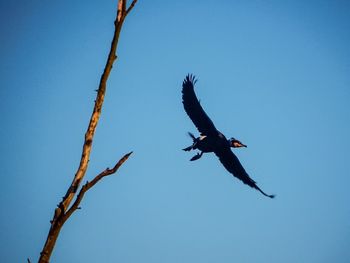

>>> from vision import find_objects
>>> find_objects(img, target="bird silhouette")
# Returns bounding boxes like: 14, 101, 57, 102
182, 74, 275, 198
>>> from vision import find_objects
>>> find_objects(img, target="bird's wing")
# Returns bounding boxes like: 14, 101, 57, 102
215, 147, 275, 198
182, 74, 218, 136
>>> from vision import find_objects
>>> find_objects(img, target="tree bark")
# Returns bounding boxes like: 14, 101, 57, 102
37, 1, 138, 262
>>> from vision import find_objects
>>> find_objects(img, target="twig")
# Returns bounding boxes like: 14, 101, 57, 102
125, 0, 138, 17
63, 152, 133, 221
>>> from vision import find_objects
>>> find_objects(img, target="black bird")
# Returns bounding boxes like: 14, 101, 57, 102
182, 74, 275, 198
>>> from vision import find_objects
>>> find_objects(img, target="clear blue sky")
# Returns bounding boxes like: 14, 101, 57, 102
1, 0, 350, 262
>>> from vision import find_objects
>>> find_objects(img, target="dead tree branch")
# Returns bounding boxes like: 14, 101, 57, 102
63, 152, 133, 221
38, 1, 138, 262
126, 0, 138, 17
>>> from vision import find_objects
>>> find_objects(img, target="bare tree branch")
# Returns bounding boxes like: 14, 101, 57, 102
126, 0, 138, 17
63, 152, 133, 221
61, 0, 130, 214
37, 1, 138, 262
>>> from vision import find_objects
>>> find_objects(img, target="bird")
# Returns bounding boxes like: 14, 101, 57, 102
182, 74, 275, 198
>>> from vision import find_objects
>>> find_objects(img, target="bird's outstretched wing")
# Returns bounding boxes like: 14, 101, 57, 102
215, 147, 275, 198
182, 74, 218, 136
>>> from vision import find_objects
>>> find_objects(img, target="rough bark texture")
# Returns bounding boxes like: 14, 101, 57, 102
37, 1, 138, 262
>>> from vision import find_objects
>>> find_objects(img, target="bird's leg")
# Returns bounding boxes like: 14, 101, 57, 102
190, 151, 203, 161
182, 145, 193, 151
183, 141, 198, 151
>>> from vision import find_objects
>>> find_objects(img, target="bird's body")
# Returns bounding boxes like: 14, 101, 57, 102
182, 74, 274, 198
184, 132, 226, 151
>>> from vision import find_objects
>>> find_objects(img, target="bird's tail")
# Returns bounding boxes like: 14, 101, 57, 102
187, 132, 196, 141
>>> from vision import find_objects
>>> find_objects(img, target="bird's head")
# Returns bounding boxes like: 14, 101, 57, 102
229, 138, 247, 148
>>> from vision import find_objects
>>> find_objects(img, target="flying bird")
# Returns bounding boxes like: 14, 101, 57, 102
182, 74, 275, 198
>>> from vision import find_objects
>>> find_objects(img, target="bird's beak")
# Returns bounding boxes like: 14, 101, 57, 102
233, 141, 247, 148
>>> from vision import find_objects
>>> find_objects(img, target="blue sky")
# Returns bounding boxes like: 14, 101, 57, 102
1, 0, 350, 262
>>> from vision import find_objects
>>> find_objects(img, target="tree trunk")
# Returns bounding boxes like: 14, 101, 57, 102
37, 1, 138, 262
